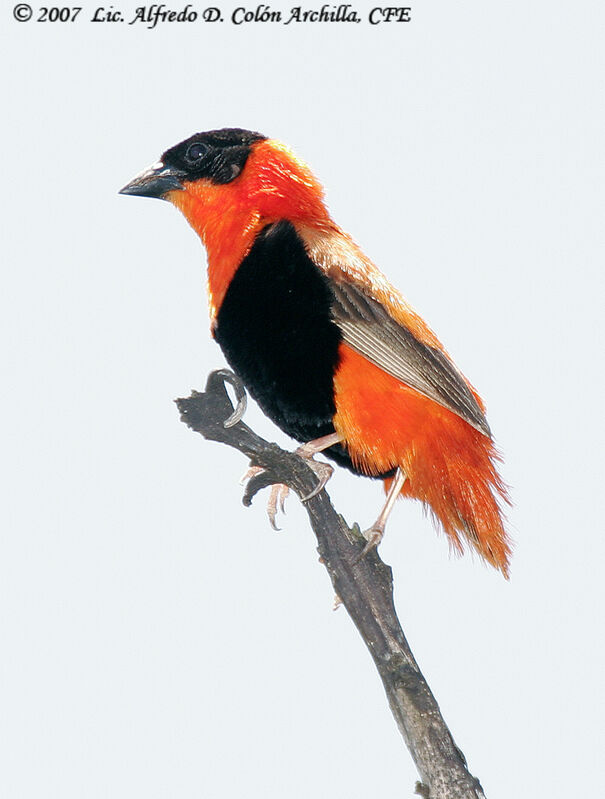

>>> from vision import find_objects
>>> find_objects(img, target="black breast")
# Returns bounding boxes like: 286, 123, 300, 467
215, 220, 340, 437
214, 220, 365, 474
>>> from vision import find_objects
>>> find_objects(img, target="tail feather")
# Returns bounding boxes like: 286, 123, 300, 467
395, 421, 512, 576
333, 345, 512, 576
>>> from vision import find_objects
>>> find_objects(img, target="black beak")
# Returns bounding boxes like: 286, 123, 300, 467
119, 161, 186, 199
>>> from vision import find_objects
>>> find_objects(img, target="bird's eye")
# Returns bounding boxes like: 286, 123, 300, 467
185, 142, 208, 163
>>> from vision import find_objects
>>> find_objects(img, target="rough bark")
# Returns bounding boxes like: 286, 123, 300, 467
175, 369, 487, 799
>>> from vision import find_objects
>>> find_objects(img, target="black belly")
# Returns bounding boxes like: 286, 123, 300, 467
214, 220, 364, 474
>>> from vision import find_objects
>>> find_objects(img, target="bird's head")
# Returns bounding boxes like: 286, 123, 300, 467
120, 128, 331, 240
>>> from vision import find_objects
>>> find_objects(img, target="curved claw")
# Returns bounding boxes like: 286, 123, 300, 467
240, 465, 263, 485
300, 461, 334, 502
267, 483, 290, 530
354, 526, 384, 564
214, 369, 247, 428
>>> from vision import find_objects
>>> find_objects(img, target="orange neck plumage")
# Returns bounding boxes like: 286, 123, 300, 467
167, 139, 333, 324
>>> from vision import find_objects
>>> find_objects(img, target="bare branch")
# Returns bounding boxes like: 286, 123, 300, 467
175, 370, 487, 799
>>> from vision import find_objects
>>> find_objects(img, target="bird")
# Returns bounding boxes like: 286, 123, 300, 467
120, 127, 511, 576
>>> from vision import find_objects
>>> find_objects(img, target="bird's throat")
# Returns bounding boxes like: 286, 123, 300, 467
168, 183, 263, 323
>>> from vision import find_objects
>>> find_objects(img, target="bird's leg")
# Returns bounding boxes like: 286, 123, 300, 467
241, 432, 342, 529
359, 468, 407, 558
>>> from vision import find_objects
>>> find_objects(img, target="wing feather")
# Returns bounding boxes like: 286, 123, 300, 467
329, 280, 491, 437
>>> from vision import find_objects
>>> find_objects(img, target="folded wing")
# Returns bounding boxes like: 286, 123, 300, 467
329, 279, 491, 437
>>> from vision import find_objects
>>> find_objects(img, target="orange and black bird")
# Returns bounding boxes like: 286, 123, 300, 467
120, 128, 511, 576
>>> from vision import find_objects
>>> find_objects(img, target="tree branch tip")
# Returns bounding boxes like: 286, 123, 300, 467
345, 519, 366, 543
241, 469, 282, 506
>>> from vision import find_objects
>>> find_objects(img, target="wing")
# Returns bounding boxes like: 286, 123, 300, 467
329, 279, 491, 437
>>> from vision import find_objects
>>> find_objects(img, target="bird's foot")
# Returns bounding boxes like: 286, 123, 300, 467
292, 432, 340, 501
240, 435, 338, 529
357, 523, 385, 561
355, 468, 407, 562
294, 449, 334, 502
240, 466, 289, 530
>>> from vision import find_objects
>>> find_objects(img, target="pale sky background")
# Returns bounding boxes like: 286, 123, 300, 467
1, 2, 604, 797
